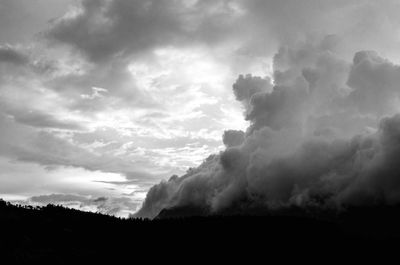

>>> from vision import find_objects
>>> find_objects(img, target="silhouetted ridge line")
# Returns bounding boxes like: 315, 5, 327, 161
1, 198, 400, 263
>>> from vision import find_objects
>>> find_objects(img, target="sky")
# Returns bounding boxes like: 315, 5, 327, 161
2, 0, 400, 218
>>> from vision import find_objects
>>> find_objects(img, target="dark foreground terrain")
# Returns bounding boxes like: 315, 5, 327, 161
1, 199, 399, 264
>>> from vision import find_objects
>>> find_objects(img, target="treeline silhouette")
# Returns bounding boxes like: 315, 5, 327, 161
1, 199, 399, 264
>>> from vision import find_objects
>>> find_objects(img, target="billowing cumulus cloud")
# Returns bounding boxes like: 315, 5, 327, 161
232, 74, 273, 116
348, 50, 400, 115
134, 38, 400, 218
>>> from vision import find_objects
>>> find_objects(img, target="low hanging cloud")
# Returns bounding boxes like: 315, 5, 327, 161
28, 193, 139, 217
134, 37, 400, 218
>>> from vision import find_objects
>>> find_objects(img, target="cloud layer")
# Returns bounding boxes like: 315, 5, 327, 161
135, 38, 400, 218
27, 193, 139, 217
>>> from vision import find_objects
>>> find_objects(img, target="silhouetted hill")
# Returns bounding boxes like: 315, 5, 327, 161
156, 205, 210, 218
1, 199, 400, 264
156, 203, 400, 238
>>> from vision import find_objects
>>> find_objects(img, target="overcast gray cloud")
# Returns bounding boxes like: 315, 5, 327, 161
46, 0, 400, 63
0, 45, 29, 65
0, 0, 73, 44
46, 0, 242, 62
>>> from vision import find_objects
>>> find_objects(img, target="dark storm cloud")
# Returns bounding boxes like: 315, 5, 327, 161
238, 37, 349, 133
46, 0, 242, 62
232, 74, 273, 116
134, 37, 400, 218
347, 50, 400, 115
222, 130, 245, 147
246, 83, 309, 132
45, 0, 400, 63
0, 45, 29, 65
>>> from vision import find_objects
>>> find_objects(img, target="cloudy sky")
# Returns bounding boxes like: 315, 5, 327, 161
2, 0, 400, 217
